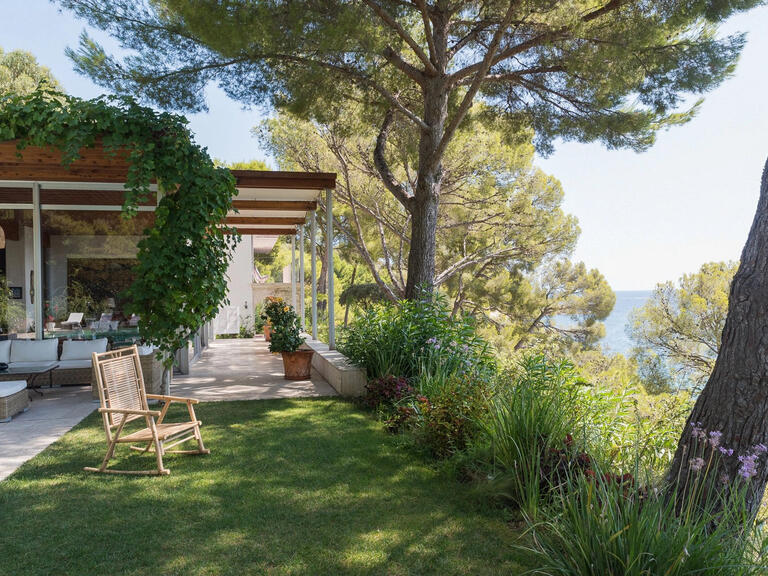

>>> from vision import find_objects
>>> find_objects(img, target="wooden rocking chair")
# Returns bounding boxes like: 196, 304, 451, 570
85, 345, 209, 476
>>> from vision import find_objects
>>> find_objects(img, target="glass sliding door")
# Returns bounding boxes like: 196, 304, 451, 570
41, 208, 154, 346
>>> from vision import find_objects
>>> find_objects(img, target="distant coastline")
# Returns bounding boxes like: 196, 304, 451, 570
601, 290, 653, 355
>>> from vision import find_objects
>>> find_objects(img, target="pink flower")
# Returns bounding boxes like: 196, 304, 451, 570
738, 453, 759, 480
690, 422, 706, 440
708, 431, 723, 448
689, 457, 706, 472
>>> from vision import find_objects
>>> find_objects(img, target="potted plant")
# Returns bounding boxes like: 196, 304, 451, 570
268, 303, 313, 380
261, 296, 285, 342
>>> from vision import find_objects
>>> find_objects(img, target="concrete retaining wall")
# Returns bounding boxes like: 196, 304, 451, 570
306, 340, 366, 397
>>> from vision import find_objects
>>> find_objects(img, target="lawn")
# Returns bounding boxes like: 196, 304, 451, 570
0, 398, 527, 576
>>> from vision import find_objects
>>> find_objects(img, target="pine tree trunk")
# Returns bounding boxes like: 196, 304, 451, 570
405, 189, 439, 298
667, 157, 768, 520
404, 75, 447, 300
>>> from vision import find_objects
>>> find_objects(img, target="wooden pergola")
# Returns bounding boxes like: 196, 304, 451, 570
0, 141, 338, 347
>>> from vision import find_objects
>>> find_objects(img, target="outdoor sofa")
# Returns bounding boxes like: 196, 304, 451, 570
0, 339, 167, 421
0, 338, 108, 388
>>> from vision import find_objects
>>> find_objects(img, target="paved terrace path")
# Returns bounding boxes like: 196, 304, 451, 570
173, 338, 337, 401
0, 386, 93, 481
0, 337, 336, 481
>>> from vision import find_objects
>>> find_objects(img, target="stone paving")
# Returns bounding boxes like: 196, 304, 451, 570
0, 337, 335, 481
173, 338, 337, 401
0, 386, 94, 481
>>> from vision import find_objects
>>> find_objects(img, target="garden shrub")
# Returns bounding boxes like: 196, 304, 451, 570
238, 314, 255, 338
477, 355, 616, 517
268, 303, 305, 353
338, 293, 494, 382
409, 377, 489, 459
364, 376, 413, 409
571, 350, 694, 477
261, 296, 287, 326
341, 294, 495, 460
523, 459, 767, 576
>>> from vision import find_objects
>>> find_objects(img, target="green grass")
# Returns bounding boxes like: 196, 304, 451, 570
0, 398, 526, 576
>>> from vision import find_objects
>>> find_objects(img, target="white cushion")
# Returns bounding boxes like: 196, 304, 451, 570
0, 380, 27, 397
8, 361, 58, 369
10, 339, 58, 363
0, 340, 11, 364
55, 359, 92, 370
60, 338, 108, 361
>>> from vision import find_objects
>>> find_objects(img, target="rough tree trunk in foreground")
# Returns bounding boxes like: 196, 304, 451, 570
667, 157, 768, 519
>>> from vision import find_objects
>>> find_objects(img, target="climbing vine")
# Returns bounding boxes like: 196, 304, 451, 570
0, 87, 239, 362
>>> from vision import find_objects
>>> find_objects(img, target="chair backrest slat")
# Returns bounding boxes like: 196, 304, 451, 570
92, 346, 148, 429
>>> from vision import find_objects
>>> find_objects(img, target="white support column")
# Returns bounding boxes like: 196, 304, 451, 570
290, 235, 297, 311
32, 182, 43, 340
310, 211, 318, 341
299, 225, 305, 329
326, 189, 335, 349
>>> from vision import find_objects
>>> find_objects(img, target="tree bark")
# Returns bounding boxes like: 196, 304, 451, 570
667, 157, 768, 521
405, 185, 440, 298
404, 73, 447, 299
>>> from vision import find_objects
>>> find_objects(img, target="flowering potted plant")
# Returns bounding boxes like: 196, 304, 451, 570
261, 296, 285, 342
268, 303, 313, 379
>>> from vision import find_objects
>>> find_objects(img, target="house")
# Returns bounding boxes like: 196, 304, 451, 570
0, 141, 336, 354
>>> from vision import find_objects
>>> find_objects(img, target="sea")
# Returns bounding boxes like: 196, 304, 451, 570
600, 290, 653, 355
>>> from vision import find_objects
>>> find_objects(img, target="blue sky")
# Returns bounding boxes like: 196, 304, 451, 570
3, 0, 767, 290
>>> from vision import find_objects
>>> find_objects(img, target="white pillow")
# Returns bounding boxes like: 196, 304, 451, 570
10, 339, 59, 363
0, 340, 11, 364
60, 338, 108, 361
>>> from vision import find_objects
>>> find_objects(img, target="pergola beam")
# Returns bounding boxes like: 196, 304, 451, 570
223, 227, 297, 235
232, 200, 317, 211
225, 216, 306, 226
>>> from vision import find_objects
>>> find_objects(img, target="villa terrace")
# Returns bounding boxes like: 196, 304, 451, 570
0, 336, 337, 481
0, 138, 363, 479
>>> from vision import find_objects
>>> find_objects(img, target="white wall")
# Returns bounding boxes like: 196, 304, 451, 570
214, 235, 254, 335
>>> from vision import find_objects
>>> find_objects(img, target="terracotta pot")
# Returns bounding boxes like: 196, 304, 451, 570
263, 324, 272, 341
281, 349, 314, 380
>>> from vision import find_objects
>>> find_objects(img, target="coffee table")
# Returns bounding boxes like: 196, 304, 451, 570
0, 362, 59, 396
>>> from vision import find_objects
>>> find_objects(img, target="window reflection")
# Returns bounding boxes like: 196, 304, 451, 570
41, 210, 154, 345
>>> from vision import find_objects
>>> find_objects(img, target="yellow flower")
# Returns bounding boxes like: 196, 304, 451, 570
283, 306, 290, 312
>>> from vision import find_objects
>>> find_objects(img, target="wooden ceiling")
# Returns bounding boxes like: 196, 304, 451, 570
0, 140, 336, 237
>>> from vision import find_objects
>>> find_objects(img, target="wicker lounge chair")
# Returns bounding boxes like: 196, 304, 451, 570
85, 345, 209, 476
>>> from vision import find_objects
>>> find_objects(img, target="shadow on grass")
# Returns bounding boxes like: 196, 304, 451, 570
0, 398, 526, 576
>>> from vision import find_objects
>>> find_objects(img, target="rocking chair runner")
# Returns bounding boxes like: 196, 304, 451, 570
85, 346, 209, 476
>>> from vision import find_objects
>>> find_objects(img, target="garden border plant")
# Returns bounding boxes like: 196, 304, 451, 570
0, 87, 239, 384
340, 292, 768, 572
340, 292, 496, 459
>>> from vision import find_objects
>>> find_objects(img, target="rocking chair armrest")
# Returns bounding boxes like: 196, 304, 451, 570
146, 394, 200, 405
98, 407, 162, 417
